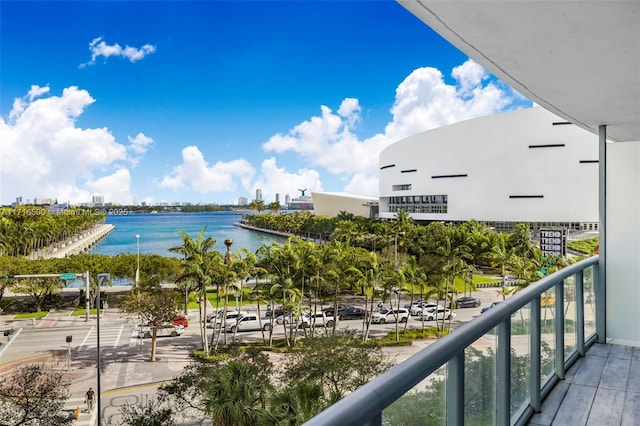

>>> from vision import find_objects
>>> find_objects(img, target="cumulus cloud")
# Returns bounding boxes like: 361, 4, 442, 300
156, 146, 256, 194
127, 133, 154, 165
262, 59, 527, 196
248, 157, 323, 203
0, 86, 144, 204
80, 37, 156, 68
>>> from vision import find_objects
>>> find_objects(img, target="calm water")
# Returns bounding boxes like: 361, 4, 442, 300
92, 211, 286, 257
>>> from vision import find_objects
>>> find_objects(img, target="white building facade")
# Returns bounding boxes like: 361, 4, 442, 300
378, 107, 599, 230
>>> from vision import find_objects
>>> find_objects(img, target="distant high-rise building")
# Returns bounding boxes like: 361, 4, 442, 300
256, 189, 262, 200
132, 196, 138, 206
92, 195, 104, 206
275, 193, 280, 203
285, 194, 290, 205
238, 197, 248, 206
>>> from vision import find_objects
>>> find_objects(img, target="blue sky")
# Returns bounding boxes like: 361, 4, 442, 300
0, 1, 531, 206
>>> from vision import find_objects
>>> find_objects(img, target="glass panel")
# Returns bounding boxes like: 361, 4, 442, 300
583, 265, 596, 339
382, 364, 446, 426
464, 329, 497, 425
540, 288, 556, 386
564, 277, 577, 360
511, 303, 531, 420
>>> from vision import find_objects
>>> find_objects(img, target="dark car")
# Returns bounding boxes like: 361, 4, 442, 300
339, 306, 368, 320
454, 296, 481, 309
323, 304, 349, 316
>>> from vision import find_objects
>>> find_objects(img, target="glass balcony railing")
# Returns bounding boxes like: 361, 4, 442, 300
304, 255, 599, 426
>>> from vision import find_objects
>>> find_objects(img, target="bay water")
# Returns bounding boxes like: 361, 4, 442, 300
92, 211, 287, 257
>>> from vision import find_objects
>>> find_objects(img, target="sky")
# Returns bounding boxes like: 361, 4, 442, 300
0, 1, 531, 207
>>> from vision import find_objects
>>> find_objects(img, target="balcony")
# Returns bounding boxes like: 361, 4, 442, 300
304, 255, 620, 425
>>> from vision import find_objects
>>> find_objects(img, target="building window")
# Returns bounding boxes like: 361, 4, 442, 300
392, 184, 412, 191
385, 193, 448, 214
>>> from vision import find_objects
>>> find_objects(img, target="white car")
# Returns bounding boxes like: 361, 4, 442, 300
225, 314, 272, 333
300, 312, 338, 328
409, 301, 439, 316
136, 324, 184, 339
370, 308, 409, 324
419, 307, 456, 321
209, 310, 249, 328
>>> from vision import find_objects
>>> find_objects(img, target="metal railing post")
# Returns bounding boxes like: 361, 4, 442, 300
447, 351, 465, 426
576, 270, 585, 356
555, 282, 565, 380
530, 297, 542, 412
497, 319, 511, 426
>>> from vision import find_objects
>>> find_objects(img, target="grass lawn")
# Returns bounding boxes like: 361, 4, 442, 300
14, 311, 48, 319
71, 308, 103, 316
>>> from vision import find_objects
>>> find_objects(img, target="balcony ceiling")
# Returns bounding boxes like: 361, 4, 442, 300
398, 1, 640, 142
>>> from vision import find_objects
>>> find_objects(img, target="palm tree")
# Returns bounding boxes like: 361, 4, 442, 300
168, 227, 218, 353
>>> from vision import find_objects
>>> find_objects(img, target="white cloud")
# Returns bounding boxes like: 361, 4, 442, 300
127, 133, 154, 165
85, 168, 132, 204
156, 146, 256, 193
28, 84, 50, 101
0, 86, 143, 205
80, 37, 156, 68
248, 157, 323, 202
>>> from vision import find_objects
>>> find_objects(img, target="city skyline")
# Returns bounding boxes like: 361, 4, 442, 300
0, 1, 531, 206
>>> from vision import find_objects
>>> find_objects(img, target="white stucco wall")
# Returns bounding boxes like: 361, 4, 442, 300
606, 140, 640, 344
378, 107, 598, 223
311, 192, 377, 218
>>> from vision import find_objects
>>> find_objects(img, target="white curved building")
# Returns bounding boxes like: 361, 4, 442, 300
378, 107, 598, 229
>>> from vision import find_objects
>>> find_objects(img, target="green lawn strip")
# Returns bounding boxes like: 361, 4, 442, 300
567, 236, 599, 254
205, 288, 256, 309
71, 308, 103, 316
14, 311, 49, 319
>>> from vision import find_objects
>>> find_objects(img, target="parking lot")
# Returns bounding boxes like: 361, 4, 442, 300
195, 288, 504, 342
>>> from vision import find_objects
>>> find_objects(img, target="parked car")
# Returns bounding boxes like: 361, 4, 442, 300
370, 308, 409, 324
300, 312, 338, 328
403, 300, 424, 309
172, 315, 189, 327
209, 310, 249, 328
136, 324, 184, 339
480, 302, 501, 313
225, 314, 271, 333
409, 301, 439, 316
419, 307, 456, 321
453, 296, 481, 309
339, 306, 368, 320
322, 304, 349, 316
274, 312, 301, 326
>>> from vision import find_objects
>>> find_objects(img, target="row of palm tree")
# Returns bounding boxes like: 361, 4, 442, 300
166, 212, 572, 352
0, 207, 105, 257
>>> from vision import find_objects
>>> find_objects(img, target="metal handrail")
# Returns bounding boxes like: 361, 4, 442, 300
304, 255, 599, 425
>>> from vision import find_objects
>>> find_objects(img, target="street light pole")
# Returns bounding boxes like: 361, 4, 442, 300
135, 234, 140, 285
95, 273, 110, 426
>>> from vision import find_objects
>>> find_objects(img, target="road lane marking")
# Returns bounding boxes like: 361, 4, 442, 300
78, 326, 94, 350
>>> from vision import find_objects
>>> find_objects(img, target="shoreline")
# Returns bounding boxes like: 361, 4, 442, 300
28, 223, 115, 259
233, 221, 294, 239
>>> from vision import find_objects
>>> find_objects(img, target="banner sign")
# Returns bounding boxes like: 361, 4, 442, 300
539, 228, 567, 257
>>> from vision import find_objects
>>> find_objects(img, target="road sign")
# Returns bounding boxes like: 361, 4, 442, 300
60, 273, 77, 280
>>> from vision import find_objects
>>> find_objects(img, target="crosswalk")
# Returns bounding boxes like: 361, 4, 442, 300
77, 325, 132, 351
